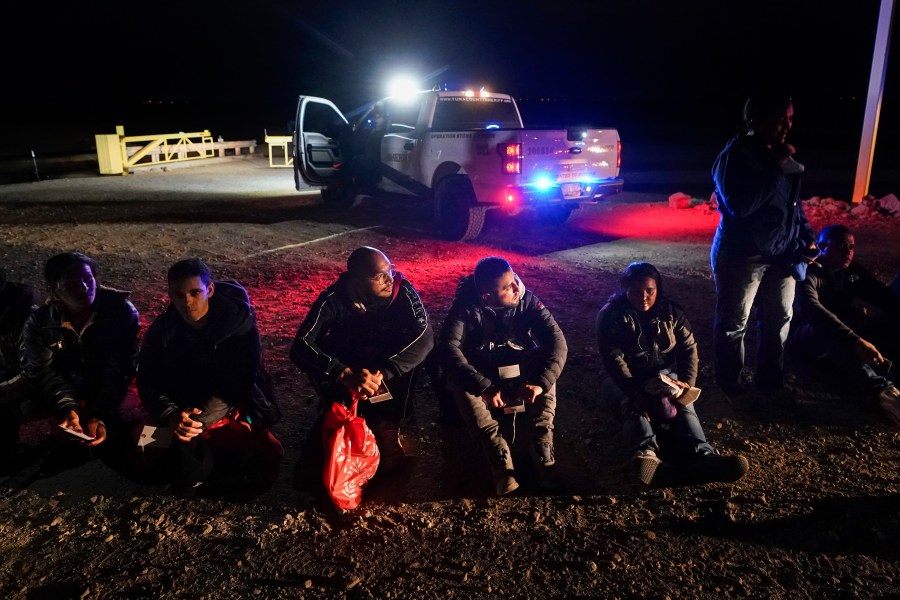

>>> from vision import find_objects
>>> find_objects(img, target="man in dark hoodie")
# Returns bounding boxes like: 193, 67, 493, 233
711, 94, 817, 410
290, 246, 433, 474
138, 258, 283, 496
438, 256, 567, 495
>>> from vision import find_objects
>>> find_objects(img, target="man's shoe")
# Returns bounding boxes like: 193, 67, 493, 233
877, 385, 900, 426
632, 448, 662, 485
687, 451, 750, 484
530, 441, 555, 468
489, 446, 519, 496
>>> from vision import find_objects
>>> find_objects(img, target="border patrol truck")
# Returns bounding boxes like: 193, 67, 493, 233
294, 89, 623, 241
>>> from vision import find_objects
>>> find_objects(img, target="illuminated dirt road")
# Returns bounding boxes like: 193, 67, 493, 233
1, 156, 898, 598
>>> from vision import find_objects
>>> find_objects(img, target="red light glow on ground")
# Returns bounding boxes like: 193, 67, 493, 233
574, 203, 719, 241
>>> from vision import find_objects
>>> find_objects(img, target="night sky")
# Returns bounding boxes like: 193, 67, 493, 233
3, 0, 898, 182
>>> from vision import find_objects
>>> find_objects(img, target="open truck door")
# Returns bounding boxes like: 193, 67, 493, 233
293, 96, 352, 193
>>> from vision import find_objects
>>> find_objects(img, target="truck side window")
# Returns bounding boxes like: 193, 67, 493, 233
385, 100, 420, 135
304, 103, 345, 140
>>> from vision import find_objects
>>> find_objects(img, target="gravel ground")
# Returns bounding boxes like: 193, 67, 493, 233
0, 156, 898, 599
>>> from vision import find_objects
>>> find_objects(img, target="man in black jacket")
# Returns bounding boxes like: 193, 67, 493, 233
138, 258, 283, 496
290, 246, 433, 473
20, 253, 144, 451
438, 257, 567, 495
789, 224, 900, 425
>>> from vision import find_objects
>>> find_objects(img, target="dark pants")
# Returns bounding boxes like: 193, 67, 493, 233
789, 317, 899, 396
170, 413, 284, 493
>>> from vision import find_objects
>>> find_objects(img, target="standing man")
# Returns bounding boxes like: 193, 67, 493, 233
138, 258, 283, 497
711, 94, 817, 410
790, 224, 900, 424
438, 257, 567, 495
290, 246, 433, 474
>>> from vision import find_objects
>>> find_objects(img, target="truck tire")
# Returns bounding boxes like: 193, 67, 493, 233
320, 186, 358, 209
535, 205, 575, 224
435, 177, 486, 241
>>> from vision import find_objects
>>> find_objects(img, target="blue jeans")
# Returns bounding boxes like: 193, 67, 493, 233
600, 378, 712, 461
712, 252, 795, 392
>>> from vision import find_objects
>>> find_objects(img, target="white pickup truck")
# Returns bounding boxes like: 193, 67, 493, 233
293, 89, 623, 241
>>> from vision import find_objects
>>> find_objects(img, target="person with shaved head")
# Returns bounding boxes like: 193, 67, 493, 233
291, 246, 433, 479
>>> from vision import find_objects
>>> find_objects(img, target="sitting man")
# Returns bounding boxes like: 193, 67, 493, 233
789, 224, 900, 424
290, 246, 433, 474
138, 258, 283, 496
438, 256, 567, 495
0, 269, 37, 467
19, 253, 144, 458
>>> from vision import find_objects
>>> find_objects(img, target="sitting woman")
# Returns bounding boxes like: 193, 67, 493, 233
595, 262, 749, 485
20, 252, 145, 453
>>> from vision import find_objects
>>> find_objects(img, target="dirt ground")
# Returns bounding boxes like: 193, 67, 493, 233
0, 156, 898, 600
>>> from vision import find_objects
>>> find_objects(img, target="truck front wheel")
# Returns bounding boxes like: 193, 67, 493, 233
320, 186, 358, 209
435, 177, 486, 242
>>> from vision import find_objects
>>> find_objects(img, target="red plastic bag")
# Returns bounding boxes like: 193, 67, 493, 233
321, 398, 380, 511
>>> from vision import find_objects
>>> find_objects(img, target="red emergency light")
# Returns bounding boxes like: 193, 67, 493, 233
498, 143, 522, 174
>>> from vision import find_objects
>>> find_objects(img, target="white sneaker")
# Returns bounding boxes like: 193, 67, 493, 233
632, 448, 662, 485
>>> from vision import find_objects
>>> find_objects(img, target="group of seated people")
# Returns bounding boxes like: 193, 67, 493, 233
0, 221, 897, 502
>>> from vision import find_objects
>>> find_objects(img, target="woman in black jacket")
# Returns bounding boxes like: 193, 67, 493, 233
596, 262, 749, 486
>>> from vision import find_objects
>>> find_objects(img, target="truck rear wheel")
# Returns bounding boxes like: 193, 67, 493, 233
320, 186, 358, 209
435, 177, 486, 241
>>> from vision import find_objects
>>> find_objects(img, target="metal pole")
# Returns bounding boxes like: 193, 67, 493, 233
31, 149, 40, 181
853, 0, 895, 203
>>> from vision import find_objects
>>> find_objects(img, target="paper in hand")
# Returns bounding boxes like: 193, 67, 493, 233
137, 425, 173, 448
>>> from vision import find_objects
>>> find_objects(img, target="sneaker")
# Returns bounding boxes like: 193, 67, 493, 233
489, 446, 519, 496
632, 448, 662, 485
721, 385, 757, 412
688, 451, 750, 484
530, 441, 555, 468
877, 385, 900, 426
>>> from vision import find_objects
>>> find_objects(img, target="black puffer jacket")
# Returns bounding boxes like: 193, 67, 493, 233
290, 271, 433, 384
595, 293, 698, 399
438, 274, 567, 395
138, 280, 280, 430
20, 287, 139, 418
